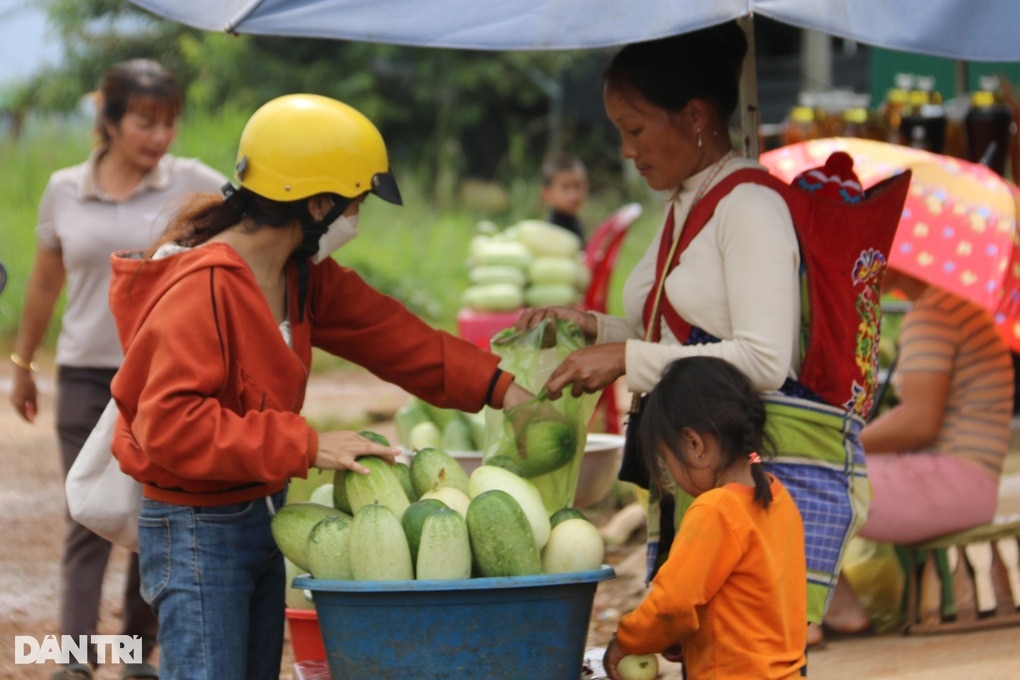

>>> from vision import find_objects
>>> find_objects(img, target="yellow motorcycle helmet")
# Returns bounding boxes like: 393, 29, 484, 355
233, 93, 401, 205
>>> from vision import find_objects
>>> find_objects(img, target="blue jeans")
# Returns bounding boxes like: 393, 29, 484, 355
137, 492, 286, 680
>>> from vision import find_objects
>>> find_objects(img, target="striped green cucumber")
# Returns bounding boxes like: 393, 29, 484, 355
549, 507, 587, 529
345, 456, 410, 519
410, 447, 470, 497
393, 462, 417, 502
466, 489, 541, 577
400, 498, 446, 564
332, 469, 352, 513
415, 507, 472, 580
518, 419, 577, 477
270, 502, 347, 573
468, 465, 550, 550
358, 430, 391, 446
348, 503, 413, 581
306, 515, 354, 580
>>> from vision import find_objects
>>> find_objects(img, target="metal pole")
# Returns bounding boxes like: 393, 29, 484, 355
737, 15, 760, 159
801, 29, 833, 93
524, 64, 564, 155
955, 60, 969, 101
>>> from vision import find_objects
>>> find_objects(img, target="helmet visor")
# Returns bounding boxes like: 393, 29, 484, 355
371, 170, 402, 205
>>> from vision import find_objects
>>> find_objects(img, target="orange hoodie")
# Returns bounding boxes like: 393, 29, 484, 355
108, 243, 512, 506
616, 475, 807, 679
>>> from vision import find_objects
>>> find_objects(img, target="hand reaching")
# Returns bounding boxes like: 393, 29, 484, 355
515, 305, 597, 341
313, 430, 399, 475
542, 342, 626, 399
602, 637, 625, 680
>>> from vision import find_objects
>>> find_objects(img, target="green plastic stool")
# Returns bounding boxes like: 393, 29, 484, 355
897, 515, 1020, 634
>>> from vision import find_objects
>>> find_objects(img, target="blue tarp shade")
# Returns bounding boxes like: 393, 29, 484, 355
127, 0, 1020, 61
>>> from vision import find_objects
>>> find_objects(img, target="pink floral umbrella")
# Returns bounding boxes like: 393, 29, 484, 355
761, 137, 1020, 350
995, 185, 1020, 350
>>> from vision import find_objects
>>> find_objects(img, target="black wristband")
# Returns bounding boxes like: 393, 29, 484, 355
484, 369, 504, 406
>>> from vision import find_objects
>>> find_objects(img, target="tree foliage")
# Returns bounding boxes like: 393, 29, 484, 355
16, 0, 625, 201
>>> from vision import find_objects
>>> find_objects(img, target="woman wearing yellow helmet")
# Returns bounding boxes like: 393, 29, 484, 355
105, 94, 537, 679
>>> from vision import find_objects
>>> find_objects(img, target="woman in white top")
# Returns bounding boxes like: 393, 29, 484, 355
9, 59, 226, 680
517, 21, 869, 649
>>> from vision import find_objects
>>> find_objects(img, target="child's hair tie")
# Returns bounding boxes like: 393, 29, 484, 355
748, 451, 762, 464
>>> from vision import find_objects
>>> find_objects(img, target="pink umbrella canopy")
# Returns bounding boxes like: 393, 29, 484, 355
760, 137, 1020, 350
995, 185, 1020, 350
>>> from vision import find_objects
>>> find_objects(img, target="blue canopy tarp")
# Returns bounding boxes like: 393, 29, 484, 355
126, 0, 1020, 61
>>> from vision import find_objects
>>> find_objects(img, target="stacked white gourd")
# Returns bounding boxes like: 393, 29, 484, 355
461, 220, 591, 313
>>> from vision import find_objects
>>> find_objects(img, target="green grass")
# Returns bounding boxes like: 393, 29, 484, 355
1, 116, 92, 349
0, 111, 659, 369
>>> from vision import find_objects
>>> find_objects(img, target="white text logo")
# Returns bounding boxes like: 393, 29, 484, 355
14, 635, 142, 664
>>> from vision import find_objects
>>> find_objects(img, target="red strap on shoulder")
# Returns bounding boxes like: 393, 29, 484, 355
645, 169, 789, 342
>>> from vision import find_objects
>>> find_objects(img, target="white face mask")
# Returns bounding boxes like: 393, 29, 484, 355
311, 214, 359, 264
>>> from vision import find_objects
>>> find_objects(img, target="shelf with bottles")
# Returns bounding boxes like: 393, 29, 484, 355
963, 75, 1015, 177
776, 73, 1018, 181
780, 89, 884, 147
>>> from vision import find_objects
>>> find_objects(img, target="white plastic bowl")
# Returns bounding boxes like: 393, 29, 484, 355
448, 433, 624, 508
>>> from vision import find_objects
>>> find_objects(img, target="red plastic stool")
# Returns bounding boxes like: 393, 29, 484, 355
456, 308, 523, 350
286, 608, 326, 663
582, 203, 642, 314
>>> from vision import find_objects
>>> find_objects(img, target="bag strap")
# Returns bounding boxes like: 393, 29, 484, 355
629, 153, 739, 416
646, 168, 786, 343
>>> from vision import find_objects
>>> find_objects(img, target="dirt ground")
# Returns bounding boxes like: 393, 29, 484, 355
2, 367, 1018, 679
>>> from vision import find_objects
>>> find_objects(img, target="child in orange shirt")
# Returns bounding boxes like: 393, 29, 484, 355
604, 356, 808, 680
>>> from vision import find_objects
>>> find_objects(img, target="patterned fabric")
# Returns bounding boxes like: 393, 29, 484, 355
791, 150, 864, 203
651, 165, 908, 418
762, 397, 869, 620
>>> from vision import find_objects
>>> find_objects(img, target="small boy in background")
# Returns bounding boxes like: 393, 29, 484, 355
540, 153, 589, 245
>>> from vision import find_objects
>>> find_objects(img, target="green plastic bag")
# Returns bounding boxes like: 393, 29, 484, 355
841, 536, 906, 633
482, 318, 601, 512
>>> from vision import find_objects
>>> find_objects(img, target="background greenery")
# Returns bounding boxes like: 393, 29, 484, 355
0, 0, 911, 372
0, 0, 669, 362
2, 0, 629, 195
0, 110, 661, 363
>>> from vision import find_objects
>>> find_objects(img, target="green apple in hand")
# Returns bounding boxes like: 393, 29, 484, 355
618, 653, 659, 680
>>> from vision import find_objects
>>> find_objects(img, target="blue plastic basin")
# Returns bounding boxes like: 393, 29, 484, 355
293, 566, 615, 680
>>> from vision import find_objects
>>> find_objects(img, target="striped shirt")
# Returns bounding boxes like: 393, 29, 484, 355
893, 287, 1014, 474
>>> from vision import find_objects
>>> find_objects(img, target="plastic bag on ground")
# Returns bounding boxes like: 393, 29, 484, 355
841, 536, 906, 633
483, 318, 601, 512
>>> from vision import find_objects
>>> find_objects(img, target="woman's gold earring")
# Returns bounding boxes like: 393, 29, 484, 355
697, 130, 703, 148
